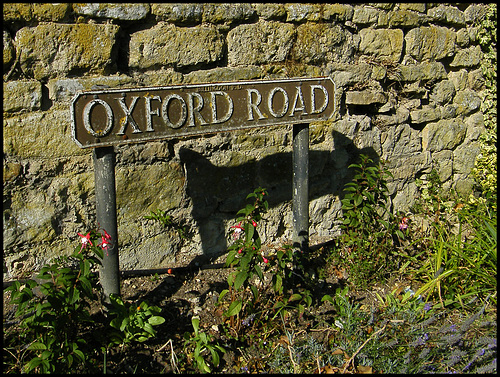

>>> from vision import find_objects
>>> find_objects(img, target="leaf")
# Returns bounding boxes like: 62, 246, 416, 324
357, 365, 373, 373
274, 274, 283, 293
289, 293, 302, 302
218, 289, 229, 304
224, 300, 242, 317
234, 271, 248, 290
254, 264, 263, 281
148, 315, 165, 326
73, 349, 85, 362
28, 342, 47, 350
25, 357, 44, 373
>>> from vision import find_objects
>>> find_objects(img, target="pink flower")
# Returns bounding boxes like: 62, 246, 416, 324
262, 255, 268, 263
102, 229, 112, 241
99, 235, 111, 256
231, 222, 244, 239
399, 217, 409, 231
252, 220, 257, 227
238, 248, 243, 254
77, 232, 92, 252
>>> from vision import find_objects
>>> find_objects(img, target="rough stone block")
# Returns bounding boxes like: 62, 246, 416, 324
16, 23, 120, 80
3, 80, 42, 113
3, 3, 70, 22
422, 119, 466, 152
291, 23, 346, 64
129, 23, 225, 69
345, 90, 387, 105
3, 110, 87, 158
227, 21, 295, 66
450, 45, 482, 68
73, 3, 150, 20
405, 26, 456, 61
3, 30, 15, 70
359, 28, 404, 61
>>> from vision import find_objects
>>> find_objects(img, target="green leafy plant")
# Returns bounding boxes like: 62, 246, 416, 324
218, 188, 269, 328
4, 229, 104, 373
338, 154, 405, 288
145, 209, 189, 239
183, 317, 225, 373
107, 294, 165, 345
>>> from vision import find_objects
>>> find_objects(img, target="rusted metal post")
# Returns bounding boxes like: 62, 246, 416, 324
292, 123, 309, 253
93, 146, 120, 302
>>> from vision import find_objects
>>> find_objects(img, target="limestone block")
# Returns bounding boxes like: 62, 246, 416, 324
386, 151, 432, 180
430, 79, 456, 105
450, 45, 482, 68
202, 3, 256, 24
432, 150, 453, 182
381, 123, 421, 158
129, 23, 225, 69
3, 80, 42, 113
448, 69, 468, 91
427, 5, 465, 26
359, 28, 404, 61
345, 90, 387, 105
227, 21, 295, 66
398, 4, 426, 12
405, 26, 456, 61
151, 3, 203, 23
3, 110, 87, 158
353, 6, 382, 25
464, 4, 488, 24
291, 23, 346, 64
322, 4, 354, 21
3, 3, 70, 22
3, 30, 15, 70
16, 23, 120, 80
422, 119, 466, 152
399, 62, 447, 82
254, 3, 286, 20
467, 68, 486, 91
410, 106, 441, 124
285, 3, 324, 22
453, 141, 481, 175
73, 3, 150, 20
388, 9, 427, 27
453, 89, 482, 115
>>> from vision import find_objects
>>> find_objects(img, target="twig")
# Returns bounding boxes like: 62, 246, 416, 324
341, 322, 388, 373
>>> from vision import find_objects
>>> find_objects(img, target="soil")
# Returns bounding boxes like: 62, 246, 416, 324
3, 245, 415, 374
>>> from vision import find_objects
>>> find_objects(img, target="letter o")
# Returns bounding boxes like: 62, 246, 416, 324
83, 99, 114, 137
268, 87, 289, 118
162, 94, 187, 129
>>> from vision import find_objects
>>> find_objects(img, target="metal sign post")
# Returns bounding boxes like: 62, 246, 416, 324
93, 146, 120, 302
292, 123, 309, 253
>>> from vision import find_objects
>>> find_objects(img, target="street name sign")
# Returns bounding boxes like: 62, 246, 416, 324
71, 77, 336, 148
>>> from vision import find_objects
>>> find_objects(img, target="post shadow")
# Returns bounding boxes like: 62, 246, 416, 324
177, 130, 379, 269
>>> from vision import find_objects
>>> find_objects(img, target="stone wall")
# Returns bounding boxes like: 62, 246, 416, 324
3, 3, 489, 279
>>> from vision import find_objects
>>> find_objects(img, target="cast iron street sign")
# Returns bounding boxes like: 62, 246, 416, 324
71, 77, 336, 148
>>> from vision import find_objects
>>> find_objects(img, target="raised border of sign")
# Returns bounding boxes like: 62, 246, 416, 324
71, 77, 336, 149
